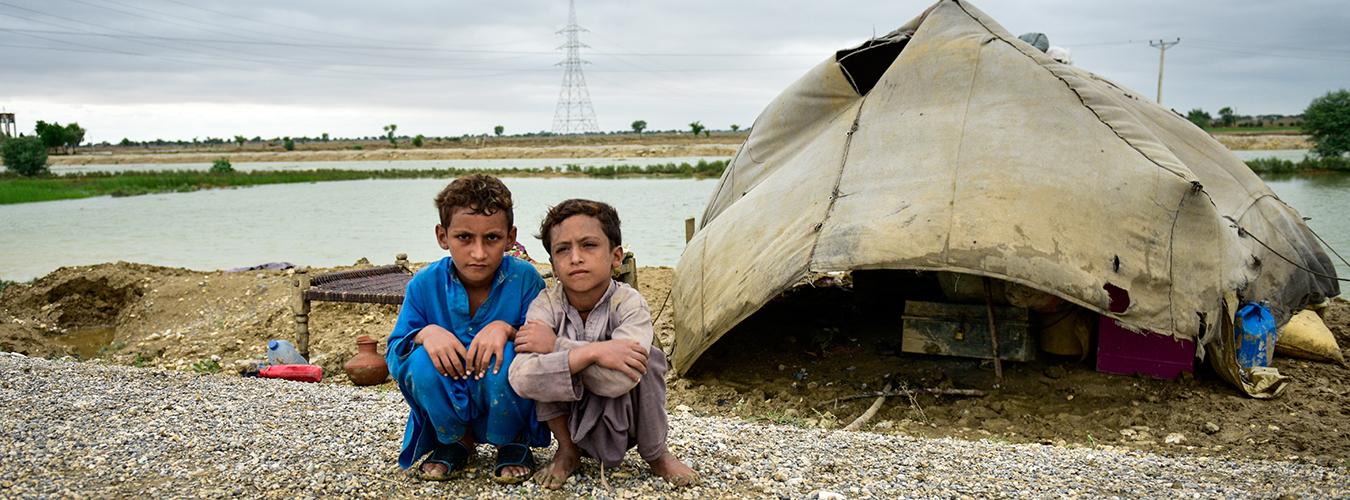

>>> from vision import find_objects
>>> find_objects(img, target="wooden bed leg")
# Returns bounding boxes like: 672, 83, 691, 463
292, 266, 312, 360
616, 251, 638, 289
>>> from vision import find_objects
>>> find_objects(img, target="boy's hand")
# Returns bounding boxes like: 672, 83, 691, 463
415, 324, 468, 379
589, 339, 648, 382
466, 320, 516, 378
515, 320, 557, 354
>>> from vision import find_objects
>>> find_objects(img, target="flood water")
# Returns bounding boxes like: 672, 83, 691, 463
1, 177, 717, 281
2, 162, 1348, 282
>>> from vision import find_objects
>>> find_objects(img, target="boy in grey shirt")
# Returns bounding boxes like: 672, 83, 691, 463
509, 199, 696, 489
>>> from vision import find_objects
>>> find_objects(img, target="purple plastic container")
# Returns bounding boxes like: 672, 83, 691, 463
1096, 316, 1195, 379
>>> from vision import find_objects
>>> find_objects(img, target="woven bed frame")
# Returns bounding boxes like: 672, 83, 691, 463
290, 254, 412, 359
288, 252, 637, 359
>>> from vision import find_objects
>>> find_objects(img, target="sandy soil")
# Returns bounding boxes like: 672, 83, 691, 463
1212, 134, 1311, 151
47, 132, 1303, 167
2, 261, 1346, 467
52, 139, 745, 166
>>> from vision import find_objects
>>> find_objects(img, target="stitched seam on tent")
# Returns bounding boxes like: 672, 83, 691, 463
954, 1, 1188, 182
1167, 190, 1189, 333
806, 101, 867, 265
941, 37, 985, 264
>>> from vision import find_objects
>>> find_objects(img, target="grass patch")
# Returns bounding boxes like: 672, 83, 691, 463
191, 358, 222, 374
1246, 156, 1350, 174
0, 160, 728, 205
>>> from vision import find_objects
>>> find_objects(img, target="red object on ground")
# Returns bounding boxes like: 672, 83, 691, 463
1096, 316, 1195, 379
259, 364, 323, 383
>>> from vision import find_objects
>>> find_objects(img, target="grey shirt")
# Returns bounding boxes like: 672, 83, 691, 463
508, 280, 654, 402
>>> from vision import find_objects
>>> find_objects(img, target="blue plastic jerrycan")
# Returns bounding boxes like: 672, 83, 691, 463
267, 339, 309, 366
1234, 303, 1277, 369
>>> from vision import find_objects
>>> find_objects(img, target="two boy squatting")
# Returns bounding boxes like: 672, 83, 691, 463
384, 174, 696, 488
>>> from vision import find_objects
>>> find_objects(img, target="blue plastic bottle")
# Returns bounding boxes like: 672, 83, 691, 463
1235, 303, 1276, 369
267, 339, 309, 366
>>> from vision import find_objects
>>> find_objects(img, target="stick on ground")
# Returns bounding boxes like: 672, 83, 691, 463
843, 383, 891, 431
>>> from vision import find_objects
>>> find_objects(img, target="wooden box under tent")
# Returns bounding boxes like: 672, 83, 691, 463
900, 300, 1035, 362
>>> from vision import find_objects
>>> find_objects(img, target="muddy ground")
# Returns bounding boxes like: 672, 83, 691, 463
2, 262, 1346, 467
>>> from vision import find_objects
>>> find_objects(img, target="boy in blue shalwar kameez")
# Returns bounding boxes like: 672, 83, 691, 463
386, 175, 549, 483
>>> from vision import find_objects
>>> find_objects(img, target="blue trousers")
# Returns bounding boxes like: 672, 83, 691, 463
395, 342, 548, 468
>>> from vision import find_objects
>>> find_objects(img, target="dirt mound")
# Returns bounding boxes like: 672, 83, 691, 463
1, 261, 1346, 466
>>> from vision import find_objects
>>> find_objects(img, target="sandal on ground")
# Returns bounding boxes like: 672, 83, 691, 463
417, 442, 471, 481
491, 443, 537, 485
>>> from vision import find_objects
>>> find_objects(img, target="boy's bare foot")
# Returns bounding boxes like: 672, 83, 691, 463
648, 451, 698, 487
533, 446, 581, 490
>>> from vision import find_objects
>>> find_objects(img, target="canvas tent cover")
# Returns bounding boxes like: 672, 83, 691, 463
671, 0, 1340, 394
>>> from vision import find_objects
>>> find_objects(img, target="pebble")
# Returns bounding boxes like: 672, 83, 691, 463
1204, 422, 1221, 434
0, 355, 1346, 498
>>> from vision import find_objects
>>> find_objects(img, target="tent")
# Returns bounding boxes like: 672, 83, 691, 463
670, 0, 1340, 396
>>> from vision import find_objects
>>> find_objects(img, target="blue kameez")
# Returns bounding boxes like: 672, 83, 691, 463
386, 256, 549, 469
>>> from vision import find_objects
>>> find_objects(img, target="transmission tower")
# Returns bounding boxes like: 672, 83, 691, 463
551, 0, 600, 134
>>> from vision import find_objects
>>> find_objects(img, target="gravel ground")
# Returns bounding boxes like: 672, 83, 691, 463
2, 353, 1346, 499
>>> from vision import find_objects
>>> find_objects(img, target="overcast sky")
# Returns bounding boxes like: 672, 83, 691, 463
2, 0, 1348, 143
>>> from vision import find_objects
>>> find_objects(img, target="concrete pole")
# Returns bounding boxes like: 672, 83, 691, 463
1149, 38, 1180, 104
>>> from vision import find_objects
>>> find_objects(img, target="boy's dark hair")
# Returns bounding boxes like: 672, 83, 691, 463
537, 199, 622, 253
434, 174, 514, 228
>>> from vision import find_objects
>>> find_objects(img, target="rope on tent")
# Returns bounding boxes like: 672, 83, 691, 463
1305, 220, 1350, 268
1226, 217, 1350, 283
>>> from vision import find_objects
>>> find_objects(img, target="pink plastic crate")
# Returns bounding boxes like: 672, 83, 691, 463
1096, 316, 1195, 379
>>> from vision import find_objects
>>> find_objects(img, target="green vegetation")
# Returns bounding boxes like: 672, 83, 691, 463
0, 160, 729, 205
210, 157, 234, 173
1245, 156, 1350, 174
191, 358, 222, 374
631, 120, 647, 134
412, 134, 425, 148
689, 121, 705, 136
34, 121, 85, 155
282, 137, 295, 151
0, 279, 15, 293
383, 124, 398, 147
730, 124, 741, 132
1218, 107, 1237, 127
2, 137, 50, 176
1304, 89, 1350, 158
1185, 109, 1212, 129
494, 125, 504, 137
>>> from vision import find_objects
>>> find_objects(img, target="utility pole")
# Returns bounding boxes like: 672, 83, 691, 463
1149, 38, 1180, 104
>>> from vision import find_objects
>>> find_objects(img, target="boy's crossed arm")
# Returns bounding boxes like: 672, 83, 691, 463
511, 292, 654, 400
413, 320, 517, 380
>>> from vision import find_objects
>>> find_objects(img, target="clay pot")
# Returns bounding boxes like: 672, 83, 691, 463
344, 335, 389, 386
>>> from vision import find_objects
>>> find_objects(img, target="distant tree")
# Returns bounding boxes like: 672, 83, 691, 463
383, 124, 398, 147
412, 134, 425, 148
61, 122, 85, 154
321, 132, 330, 142
729, 124, 740, 132
34, 121, 65, 153
1, 136, 49, 176
250, 135, 262, 142
689, 121, 705, 136
1218, 107, 1237, 127
1303, 89, 1350, 158
494, 125, 505, 137
234, 135, 247, 148
283, 137, 295, 151
119, 138, 133, 147
1185, 109, 1212, 129
631, 120, 647, 134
